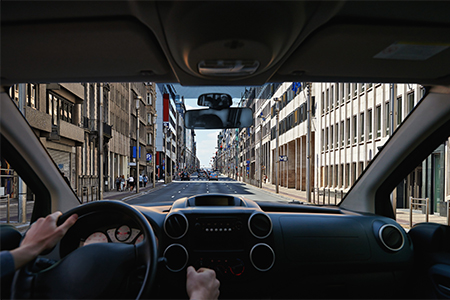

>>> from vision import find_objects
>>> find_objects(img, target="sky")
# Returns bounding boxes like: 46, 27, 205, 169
172, 84, 249, 168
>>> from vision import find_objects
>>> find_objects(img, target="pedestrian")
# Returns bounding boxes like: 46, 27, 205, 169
115, 176, 121, 191
128, 174, 134, 191
120, 175, 126, 191
139, 174, 143, 187
143, 175, 148, 187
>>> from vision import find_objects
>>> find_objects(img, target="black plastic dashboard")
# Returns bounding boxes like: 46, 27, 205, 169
136, 194, 414, 299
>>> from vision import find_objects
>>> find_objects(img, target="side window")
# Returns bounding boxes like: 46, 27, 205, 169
395, 137, 450, 229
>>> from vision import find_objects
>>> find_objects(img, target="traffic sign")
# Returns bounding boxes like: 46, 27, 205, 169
146, 153, 152, 162
279, 155, 288, 162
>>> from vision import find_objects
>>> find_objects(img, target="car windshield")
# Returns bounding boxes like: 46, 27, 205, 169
3, 82, 449, 223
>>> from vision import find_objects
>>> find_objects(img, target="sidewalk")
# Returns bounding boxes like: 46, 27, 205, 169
257, 181, 449, 230
1, 180, 171, 232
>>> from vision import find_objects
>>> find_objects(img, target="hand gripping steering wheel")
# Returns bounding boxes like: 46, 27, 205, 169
12, 201, 158, 299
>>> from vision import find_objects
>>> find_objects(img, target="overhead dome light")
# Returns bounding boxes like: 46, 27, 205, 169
198, 60, 259, 76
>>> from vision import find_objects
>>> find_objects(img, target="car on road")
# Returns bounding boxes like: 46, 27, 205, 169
208, 172, 218, 181
1, 1, 450, 299
180, 172, 190, 181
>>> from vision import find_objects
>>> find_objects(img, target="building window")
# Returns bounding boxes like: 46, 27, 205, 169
325, 127, 329, 150
360, 112, 365, 142
346, 83, 351, 100
407, 92, 415, 114
352, 162, 357, 184
397, 96, 403, 128
330, 85, 334, 109
147, 113, 152, 125
326, 88, 329, 111
147, 133, 153, 145
322, 129, 325, 151
353, 83, 358, 98
368, 109, 373, 140
353, 115, 357, 144
330, 125, 334, 150
146, 93, 152, 105
346, 163, 350, 188
9, 84, 19, 103
346, 118, 350, 145
376, 106, 381, 138
420, 86, 426, 98
340, 121, 344, 147
321, 92, 325, 114
47, 92, 74, 125
28, 84, 38, 109
336, 84, 340, 106
335, 123, 339, 148
385, 102, 390, 136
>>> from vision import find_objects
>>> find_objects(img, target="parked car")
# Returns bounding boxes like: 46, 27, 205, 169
180, 172, 190, 181
208, 172, 219, 181
1, 1, 450, 299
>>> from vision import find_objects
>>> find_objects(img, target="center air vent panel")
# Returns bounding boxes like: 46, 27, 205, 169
250, 243, 275, 271
248, 212, 272, 239
164, 213, 188, 239
163, 244, 188, 272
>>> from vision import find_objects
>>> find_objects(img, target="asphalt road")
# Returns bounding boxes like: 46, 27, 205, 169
126, 175, 289, 206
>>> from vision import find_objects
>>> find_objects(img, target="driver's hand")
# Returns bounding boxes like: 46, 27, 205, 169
10, 211, 78, 270
186, 266, 220, 300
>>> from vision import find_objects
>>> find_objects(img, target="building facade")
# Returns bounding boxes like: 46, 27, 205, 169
216, 82, 449, 217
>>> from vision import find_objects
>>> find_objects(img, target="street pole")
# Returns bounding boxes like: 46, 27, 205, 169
170, 128, 173, 182
306, 83, 311, 203
153, 114, 157, 188
99, 83, 104, 199
176, 110, 179, 180
275, 98, 280, 194
18, 84, 27, 222
259, 120, 263, 188
136, 96, 141, 194
390, 83, 396, 214
164, 126, 168, 184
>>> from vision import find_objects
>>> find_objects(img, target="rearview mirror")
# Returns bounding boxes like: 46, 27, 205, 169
197, 93, 232, 109
185, 107, 253, 129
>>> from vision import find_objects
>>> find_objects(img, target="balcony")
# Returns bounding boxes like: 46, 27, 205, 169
82, 117, 112, 142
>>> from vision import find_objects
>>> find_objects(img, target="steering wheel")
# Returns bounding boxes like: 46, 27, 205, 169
11, 201, 158, 299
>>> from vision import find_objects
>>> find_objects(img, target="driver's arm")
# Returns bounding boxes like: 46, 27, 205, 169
9, 211, 77, 270
186, 266, 220, 300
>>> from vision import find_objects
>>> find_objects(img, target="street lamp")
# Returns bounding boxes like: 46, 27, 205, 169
136, 97, 141, 194
274, 97, 281, 193
258, 112, 265, 188
163, 124, 168, 184
153, 114, 157, 188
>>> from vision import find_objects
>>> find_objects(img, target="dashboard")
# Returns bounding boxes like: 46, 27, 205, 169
59, 195, 415, 299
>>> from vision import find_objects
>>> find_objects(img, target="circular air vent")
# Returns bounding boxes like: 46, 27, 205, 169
250, 243, 275, 271
248, 213, 272, 239
163, 244, 189, 272
379, 224, 404, 252
164, 213, 188, 239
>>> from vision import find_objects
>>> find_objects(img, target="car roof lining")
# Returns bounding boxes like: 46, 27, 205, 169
2, 1, 450, 85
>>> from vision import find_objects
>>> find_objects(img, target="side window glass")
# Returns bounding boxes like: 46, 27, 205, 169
394, 137, 450, 229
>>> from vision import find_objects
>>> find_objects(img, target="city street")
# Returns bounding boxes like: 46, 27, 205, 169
126, 174, 291, 207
